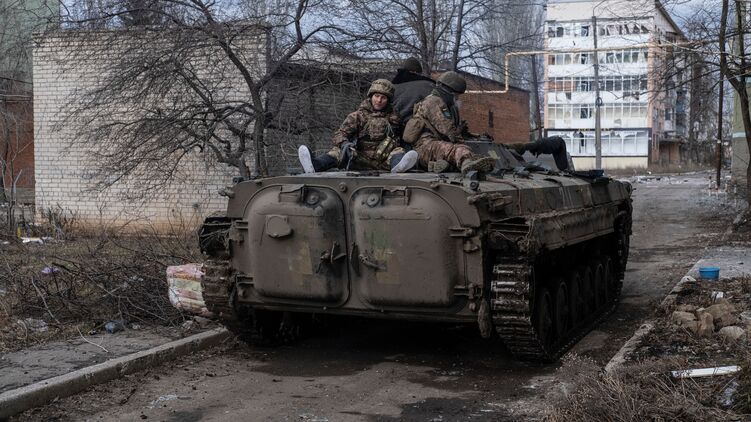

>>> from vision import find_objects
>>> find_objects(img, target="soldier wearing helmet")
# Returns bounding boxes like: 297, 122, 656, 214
403, 71, 495, 174
298, 79, 418, 173
391, 57, 435, 124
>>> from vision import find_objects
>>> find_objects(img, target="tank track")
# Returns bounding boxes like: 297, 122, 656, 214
202, 258, 305, 345
202, 258, 254, 339
490, 260, 618, 362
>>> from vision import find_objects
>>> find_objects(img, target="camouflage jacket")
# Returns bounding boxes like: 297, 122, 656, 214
411, 94, 462, 145
332, 99, 401, 161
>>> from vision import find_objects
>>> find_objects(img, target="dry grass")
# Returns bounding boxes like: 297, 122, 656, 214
0, 219, 203, 352
546, 355, 747, 421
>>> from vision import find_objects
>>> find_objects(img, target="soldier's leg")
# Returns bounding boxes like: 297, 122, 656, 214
298, 145, 339, 173
449, 144, 495, 173
388, 147, 419, 173
414, 141, 450, 170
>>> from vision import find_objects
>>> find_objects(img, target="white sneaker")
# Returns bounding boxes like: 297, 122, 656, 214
298, 145, 315, 173
391, 150, 418, 173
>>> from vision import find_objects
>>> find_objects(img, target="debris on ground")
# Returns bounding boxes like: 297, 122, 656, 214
671, 366, 742, 379
105, 319, 127, 334
19, 318, 49, 333
549, 277, 751, 419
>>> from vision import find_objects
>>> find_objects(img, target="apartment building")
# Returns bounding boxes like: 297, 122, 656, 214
544, 0, 691, 169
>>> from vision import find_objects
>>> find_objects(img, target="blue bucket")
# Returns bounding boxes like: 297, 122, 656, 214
698, 267, 720, 280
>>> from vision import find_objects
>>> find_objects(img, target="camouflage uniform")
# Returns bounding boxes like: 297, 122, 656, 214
325, 99, 404, 171
407, 94, 474, 170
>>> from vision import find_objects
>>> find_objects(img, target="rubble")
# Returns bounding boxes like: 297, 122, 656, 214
705, 301, 738, 328
675, 304, 698, 313
693, 311, 714, 337
670, 311, 696, 326
718, 326, 746, 342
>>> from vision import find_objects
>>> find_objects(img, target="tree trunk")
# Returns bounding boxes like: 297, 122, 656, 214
735, 0, 751, 203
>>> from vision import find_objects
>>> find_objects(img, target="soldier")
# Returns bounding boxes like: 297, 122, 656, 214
403, 71, 495, 174
506, 136, 571, 171
391, 57, 435, 124
298, 79, 418, 173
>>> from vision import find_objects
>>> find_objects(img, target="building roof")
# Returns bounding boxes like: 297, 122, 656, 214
546, 0, 685, 39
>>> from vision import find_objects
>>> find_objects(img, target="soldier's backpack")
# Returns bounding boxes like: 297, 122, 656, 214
403, 102, 438, 144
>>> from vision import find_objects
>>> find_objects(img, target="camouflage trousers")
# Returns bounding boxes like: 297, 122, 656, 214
414, 140, 473, 170
326, 145, 407, 171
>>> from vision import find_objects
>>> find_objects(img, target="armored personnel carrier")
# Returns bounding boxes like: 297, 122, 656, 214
199, 138, 632, 362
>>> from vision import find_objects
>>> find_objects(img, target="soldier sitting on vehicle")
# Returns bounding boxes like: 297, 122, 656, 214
391, 57, 435, 125
298, 79, 419, 173
402, 71, 495, 174
506, 136, 571, 171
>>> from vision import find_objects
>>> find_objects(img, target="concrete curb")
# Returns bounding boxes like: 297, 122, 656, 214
603, 275, 697, 374
0, 328, 231, 420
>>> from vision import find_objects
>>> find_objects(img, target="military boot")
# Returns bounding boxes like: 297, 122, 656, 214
428, 160, 450, 173
298, 145, 337, 173
460, 156, 495, 174
390, 150, 418, 173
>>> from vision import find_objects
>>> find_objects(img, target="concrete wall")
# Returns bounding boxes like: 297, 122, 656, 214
573, 156, 648, 170
32, 32, 263, 229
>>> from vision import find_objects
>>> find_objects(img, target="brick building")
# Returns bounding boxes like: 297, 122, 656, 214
0, 90, 34, 204
33, 29, 532, 228
454, 71, 530, 144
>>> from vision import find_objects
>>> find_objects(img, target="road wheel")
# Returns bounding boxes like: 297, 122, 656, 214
591, 260, 605, 312
553, 277, 570, 339
602, 255, 617, 303
568, 270, 584, 327
254, 310, 303, 345
579, 266, 594, 317
533, 286, 555, 351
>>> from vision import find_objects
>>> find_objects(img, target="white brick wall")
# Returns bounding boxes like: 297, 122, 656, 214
33, 31, 266, 229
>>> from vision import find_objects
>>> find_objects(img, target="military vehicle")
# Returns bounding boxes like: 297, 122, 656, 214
199, 138, 632, 362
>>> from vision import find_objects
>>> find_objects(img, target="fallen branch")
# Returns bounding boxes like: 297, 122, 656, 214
76, 327, 109, 353
29, 276, 61, 325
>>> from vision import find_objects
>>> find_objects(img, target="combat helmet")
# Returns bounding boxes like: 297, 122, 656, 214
437, 71, 467, 94
367, 79, 395, 99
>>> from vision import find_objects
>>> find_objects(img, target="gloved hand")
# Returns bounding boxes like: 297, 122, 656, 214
340, 141, 357, 169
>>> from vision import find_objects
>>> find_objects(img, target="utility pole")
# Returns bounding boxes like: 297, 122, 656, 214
592, 14, 603, 169
717, 75, 723, 189
531, 55, 544, 140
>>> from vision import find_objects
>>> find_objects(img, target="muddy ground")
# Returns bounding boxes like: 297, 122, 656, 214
11, 172, 745, 421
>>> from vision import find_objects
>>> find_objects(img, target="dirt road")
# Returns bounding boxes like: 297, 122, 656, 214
16, 172, 737, 422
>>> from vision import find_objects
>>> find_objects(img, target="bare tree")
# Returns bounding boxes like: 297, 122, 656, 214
674, 0, 751, 201
52, 0, 347, 193
340, 0, 542, 76
0, 0, 43, 232
719, 0, 751, 201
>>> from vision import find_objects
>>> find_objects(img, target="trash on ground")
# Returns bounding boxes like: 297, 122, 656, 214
21, 237, 44, 244
698, 266, 720, 280
41, 266, 60, 275
104, 319, 126, 334
671, 365, 741, 379
711, 291, 724, 302
19, 318, 48, 332
148, 394, 189, 408
166, 263, 213, 317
